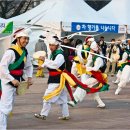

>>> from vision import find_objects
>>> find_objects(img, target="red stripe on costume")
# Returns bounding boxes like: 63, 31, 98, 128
65, 82, 75, 101
10, 70, 23, 76
90, 71, 106, 84
63, 70, 100, 93
49, 71, 61, 76
0, 90, 2, 99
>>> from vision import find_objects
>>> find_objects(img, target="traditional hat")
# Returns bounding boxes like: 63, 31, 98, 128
13, 28, 24, 38
85, 36, 94, 43
15, 31, 29, 38
13, 28, 30, 38
12, 28, 31, 44
48, 36, 60, 45
90, 41, 99, 51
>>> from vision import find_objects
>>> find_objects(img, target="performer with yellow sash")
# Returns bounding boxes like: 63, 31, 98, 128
68, 36, 94, 107
35, 35, 47, 77
0, 30, 33, 130
34, 36, 70, 120
69, 41, 109, 108
83, 41, 108, 108
34, 36, 109, 120
33, 51, 46, 78
114, 43, 130, 95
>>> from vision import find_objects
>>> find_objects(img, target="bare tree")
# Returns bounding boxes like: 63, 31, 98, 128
0, 0, 112, 19
0, 0, 38, 19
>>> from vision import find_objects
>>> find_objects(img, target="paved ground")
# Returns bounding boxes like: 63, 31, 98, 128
8, 71, 130, 130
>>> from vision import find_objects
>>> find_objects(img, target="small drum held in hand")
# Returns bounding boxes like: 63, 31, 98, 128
17, 81, 28, 95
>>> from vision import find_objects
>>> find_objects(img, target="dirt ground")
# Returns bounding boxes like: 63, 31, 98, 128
8, 71, 130, 130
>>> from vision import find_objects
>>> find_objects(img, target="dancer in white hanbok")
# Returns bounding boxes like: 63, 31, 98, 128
114, 41, 130, 95
0, 31, 33, 130
69, 41, 108, 108
68, 37, 94, 107
34, 36, 70, 120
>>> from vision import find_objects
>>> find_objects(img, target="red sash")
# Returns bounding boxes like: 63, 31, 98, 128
10, 69, 23, 76
49, 71, 61, 76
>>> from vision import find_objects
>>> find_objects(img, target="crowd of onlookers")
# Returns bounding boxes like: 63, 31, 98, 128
60, 36, 130, 76
35, 35, 130, 77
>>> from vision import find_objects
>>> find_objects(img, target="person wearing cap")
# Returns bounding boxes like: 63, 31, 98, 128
114, 40, 130, 95
82, 41, 108, 108
0, 30, 33, 130
61, 37, 73, 72
35, 35, 47, 77
68, 36, 94, 107
34, 36, 70, 120
98, 36, 107, 56
71, 36, 94, 77
105, 39, 120, 76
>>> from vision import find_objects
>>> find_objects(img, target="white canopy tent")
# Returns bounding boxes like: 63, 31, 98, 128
1, 0, 130, 59
0, 18, 12, 59
97, 0, 130, 25
9, 0, 120, 35
7, 0, 121, 58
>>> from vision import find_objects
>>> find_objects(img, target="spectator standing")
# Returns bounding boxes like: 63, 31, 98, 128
35, 35, 47, 77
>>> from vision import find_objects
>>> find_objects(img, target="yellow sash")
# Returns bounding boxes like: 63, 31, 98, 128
43, 69, 76, 101
10, 44, 26, 62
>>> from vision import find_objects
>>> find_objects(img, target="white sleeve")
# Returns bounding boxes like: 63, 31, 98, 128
0, 50, 15, 83
86, 54, 93, 67
77, 45, 83, 63
117, 47, 120, 55
42, 54, 65, 69
24, 53, 33, 77
120, 52, 128, 62
91, 57, 103, 71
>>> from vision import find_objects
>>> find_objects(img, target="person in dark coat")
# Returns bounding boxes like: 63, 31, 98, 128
98, 36, 107, 56
61, 37, 73, 72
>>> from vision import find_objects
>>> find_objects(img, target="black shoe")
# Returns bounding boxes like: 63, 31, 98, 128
34, 114, 46, 120
58, 116, 70, 120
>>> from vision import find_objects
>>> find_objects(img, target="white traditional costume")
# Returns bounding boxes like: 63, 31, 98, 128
34, 37, 69, 120
69, 40, 108, 108
0, 31, 33, 130
81, 41, 107, 108
84, 41, 107, 108
115, 46, 130, 95
68, 37, 94, 106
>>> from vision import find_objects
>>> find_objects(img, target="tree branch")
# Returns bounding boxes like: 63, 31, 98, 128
22, 0, 32, 13
11, 1, 27, 17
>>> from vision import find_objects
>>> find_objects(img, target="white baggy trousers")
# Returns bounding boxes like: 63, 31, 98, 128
117, 65, 130, 90
73, 74, 105, 106
40, 83, 69, 117
0, 81, 16, 130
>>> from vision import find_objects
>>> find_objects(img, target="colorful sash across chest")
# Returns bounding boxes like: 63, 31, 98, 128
118, 49, 130, 71
9, 45, 26, 69
91, 55, 109, 90
50, 49, 63, 60
9, 45, 26, 76
0, 44, 26, 98
43, 69, 109, 102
